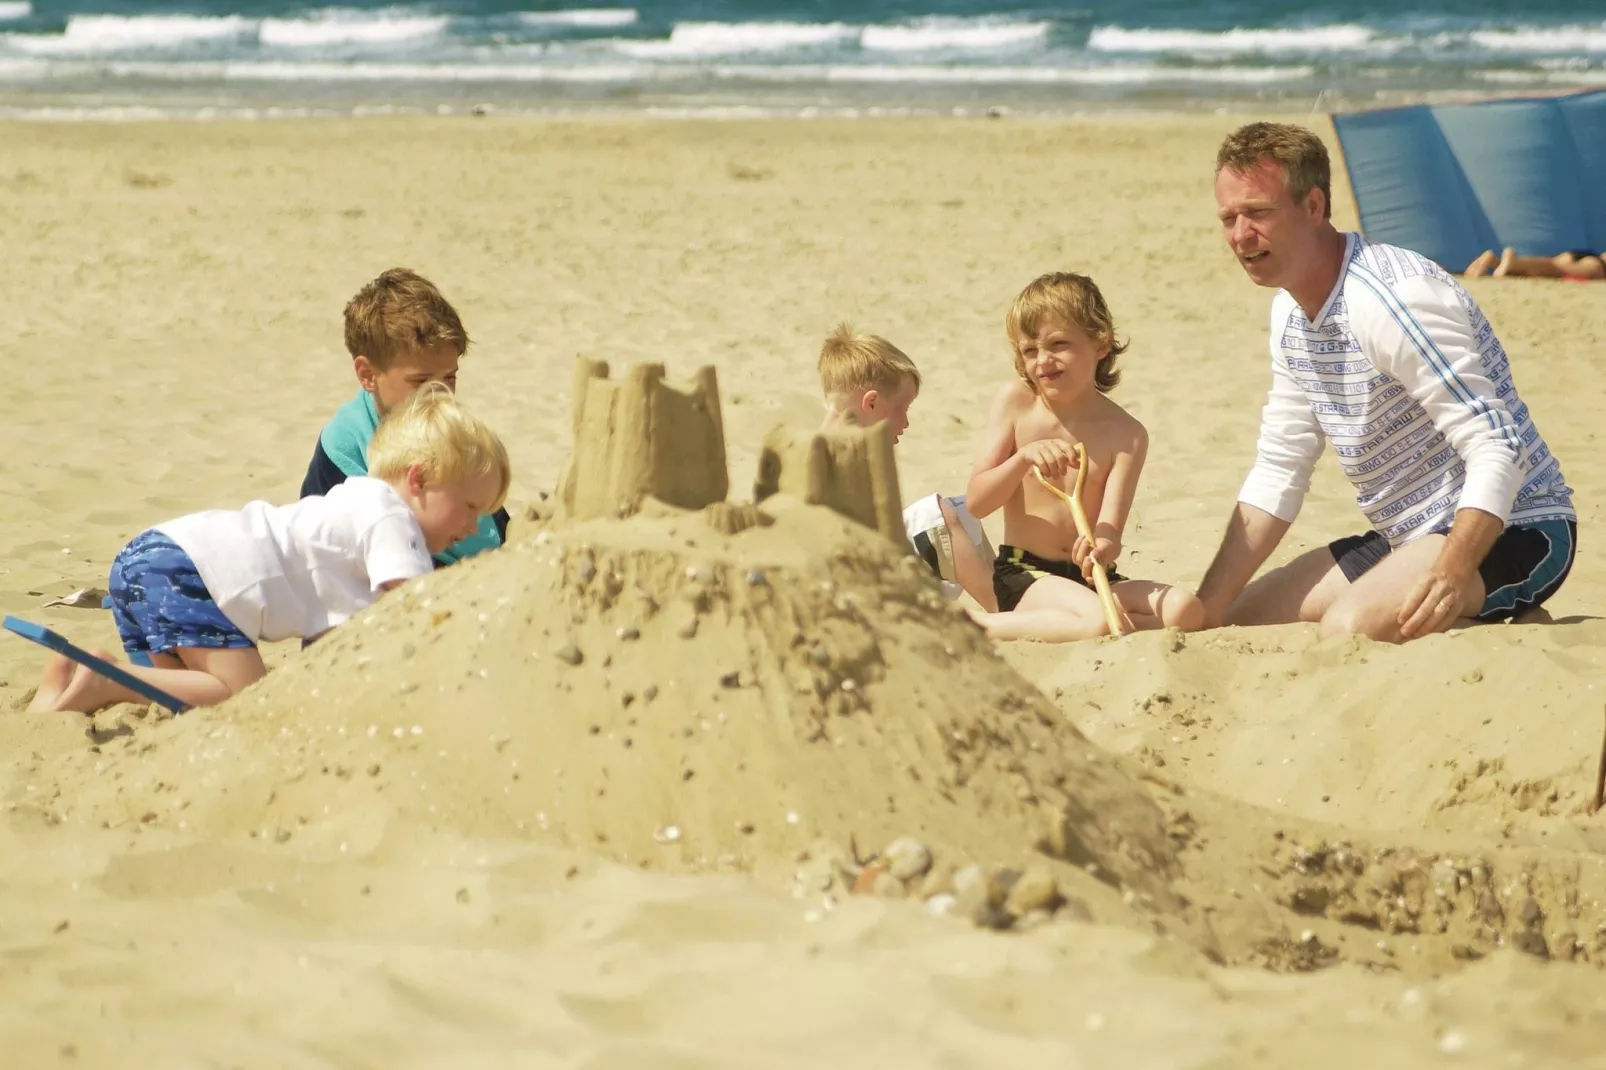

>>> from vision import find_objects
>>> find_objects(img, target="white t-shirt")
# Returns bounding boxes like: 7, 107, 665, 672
157, 476, 434, 643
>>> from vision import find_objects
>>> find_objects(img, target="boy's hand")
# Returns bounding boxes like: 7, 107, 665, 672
1018, 439, 1078, 482
1073, 535, 1121, 581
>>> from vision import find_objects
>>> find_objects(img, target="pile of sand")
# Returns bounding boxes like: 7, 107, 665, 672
10, 361, 1606, 983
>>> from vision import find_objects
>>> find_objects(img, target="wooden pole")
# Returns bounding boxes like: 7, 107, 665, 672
1033, 442, 1124, 636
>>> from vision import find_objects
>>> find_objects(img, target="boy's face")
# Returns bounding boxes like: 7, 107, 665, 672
1015, 317, 1108, 400
852, 376, 918, 443
407, 464, 502, 554
356, 344, 461, 417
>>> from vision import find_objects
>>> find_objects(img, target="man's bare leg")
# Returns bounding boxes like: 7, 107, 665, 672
1318, 533, 1484, 643
1223, 544, 1351, 627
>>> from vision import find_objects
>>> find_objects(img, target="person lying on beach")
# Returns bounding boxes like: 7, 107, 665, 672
1194, 123, 1577, 642
29, 384, 510, 715
818, 324, 999, 610
963, 272, 1204, 642
1464, 247, 1604, 281
301, 267, 511, 567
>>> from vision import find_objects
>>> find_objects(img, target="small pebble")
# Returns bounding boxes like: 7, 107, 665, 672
746, 569, 768, 587
653, 825, 682, 844
883, 837, 933, 882
616, 626, 640, 641
555, 643, 583, 666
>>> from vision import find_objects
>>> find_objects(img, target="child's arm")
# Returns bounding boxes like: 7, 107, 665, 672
1074, 424, 1148, 576
965, 385, 1075, 519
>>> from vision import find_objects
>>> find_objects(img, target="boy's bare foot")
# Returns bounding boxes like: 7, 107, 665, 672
52, 649, 130, 715
1492, 247, 1517, 277
1464, 250, 1497, 277
25, 653, 76, 712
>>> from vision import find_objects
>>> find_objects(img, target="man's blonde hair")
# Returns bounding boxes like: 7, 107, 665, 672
1006, 272, 1127, 394
344, 268, 470, 371
368, 382, 511, 511
818, 323, 921, 405
1215, 122, 1333, 220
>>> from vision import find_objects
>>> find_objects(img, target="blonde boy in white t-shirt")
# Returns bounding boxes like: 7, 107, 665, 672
29, 382, 510, 715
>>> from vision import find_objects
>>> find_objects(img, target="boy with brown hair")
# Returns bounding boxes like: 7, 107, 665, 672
818, 324, 998, 611
966, 272, 1203, 642
299, 267, 509, 566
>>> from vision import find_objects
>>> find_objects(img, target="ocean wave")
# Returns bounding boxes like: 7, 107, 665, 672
613, 21, 856, 59
31, 56, 1311, 88
516, 9, 639, 29
860, 17, 1050, 53
6, 14, 256, 54
1087, 24, 1379, 55
0, 2, 30, 22
1469, 27, 1606, 54
259, 11, 449, 48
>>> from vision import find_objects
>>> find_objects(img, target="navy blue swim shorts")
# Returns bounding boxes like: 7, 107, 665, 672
107, 530, 255, 657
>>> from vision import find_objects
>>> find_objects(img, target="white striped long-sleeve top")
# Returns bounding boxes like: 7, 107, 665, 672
1238, 233, 1575, 547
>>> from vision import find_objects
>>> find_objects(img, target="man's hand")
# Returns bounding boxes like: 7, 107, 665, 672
1395, 507, 1503, 639
1018, 439, 1078, 482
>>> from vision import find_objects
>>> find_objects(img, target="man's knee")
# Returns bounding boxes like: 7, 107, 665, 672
1318, 598, 1401, 643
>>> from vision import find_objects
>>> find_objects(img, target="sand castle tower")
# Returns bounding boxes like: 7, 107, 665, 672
555, 358, 729, 520
753, 421, 907, 549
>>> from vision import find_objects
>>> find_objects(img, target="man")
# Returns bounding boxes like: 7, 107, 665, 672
1194, 122, 1577, 643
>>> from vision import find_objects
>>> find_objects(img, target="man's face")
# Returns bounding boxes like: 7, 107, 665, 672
1215, 159, 1324, 291
356, 344, 461, 417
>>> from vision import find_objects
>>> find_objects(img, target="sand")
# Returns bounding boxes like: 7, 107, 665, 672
3, 113, 1606, 1068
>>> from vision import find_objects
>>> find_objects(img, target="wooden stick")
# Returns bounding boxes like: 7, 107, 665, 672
1033, 443, 1125, 636
1593, 702, 1605, 814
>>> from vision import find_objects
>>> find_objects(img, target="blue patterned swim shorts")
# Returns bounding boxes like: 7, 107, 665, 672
107, 530, 255, 657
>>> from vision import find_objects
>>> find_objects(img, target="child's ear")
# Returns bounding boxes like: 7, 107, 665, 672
406, 462, 429, 496
860, 389, 881, 414
353, 355, 379, 392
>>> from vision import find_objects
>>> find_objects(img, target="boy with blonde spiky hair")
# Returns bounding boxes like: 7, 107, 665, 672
30, 383, 511, 716
818, 324, 998, 611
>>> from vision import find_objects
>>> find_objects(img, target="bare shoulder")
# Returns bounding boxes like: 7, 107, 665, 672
988, 380, 1036, 416
1094, 393, 1148, 450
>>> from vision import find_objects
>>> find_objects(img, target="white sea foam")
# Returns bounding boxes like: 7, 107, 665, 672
1088, 24, 1379, 55
11, 56, 1313, 88
5, 14, 256, 54
613, 21, 856, 59
1469, 27, 1606, 54
260, 11, 448, 48
517, 9, 639, 29
0, 3, 31, 22
860, 17, 1050, 53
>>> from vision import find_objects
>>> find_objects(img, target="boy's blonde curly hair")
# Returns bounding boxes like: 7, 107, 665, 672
368, 381, 510, 510
1006, 272, 1127, 394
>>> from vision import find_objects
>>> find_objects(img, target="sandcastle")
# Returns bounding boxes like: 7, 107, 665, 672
14, 359, 1606, 972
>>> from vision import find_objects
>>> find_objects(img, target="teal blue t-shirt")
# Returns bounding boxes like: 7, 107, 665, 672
302, 390, 506, 566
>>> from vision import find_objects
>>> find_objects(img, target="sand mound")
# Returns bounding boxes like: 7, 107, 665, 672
12, 360, 1606, 979
12, 499, 1185, 928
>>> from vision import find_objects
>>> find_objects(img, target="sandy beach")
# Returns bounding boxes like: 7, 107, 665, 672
3, 112, 1606, 1067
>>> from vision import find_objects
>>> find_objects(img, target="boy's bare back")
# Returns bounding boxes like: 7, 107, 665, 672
976, 380, 1147, 564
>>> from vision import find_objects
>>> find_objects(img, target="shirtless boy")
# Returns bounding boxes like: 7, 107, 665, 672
966, 272, 1204, 642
